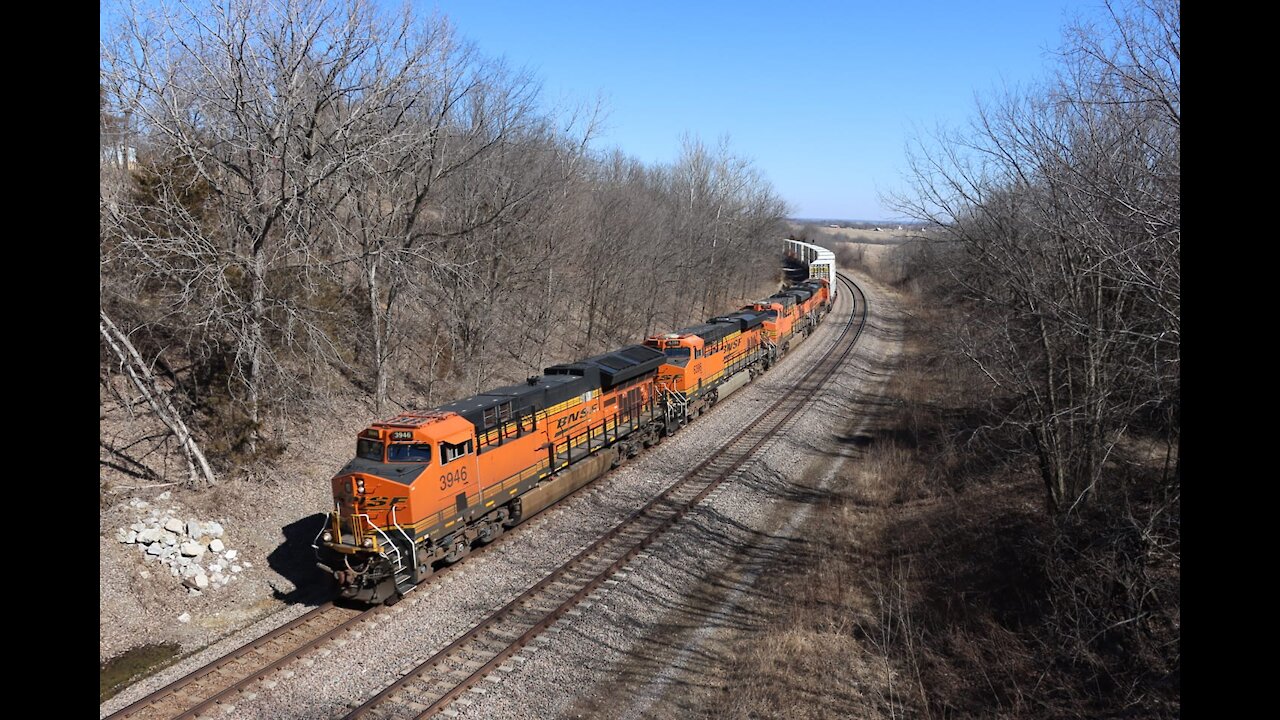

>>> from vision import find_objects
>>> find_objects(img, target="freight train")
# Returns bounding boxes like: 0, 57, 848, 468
314, 278, 833, 604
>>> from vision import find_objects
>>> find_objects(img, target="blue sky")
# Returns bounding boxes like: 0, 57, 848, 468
426, 0, 1116, 221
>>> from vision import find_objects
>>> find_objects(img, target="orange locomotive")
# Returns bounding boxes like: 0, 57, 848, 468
316, 281, 831, 604
644, 307, 772, 424
751, 278, 830, 353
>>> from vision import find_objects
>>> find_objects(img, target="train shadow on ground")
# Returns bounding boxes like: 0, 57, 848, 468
266, 512, 340, 606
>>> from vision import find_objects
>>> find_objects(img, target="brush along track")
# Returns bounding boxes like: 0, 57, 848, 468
346, 274, 866, 720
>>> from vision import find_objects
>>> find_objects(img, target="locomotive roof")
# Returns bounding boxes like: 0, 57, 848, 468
545, 344, 665, 391
709, 310, 767, 331
435, 345, 663, 431
438, 373, 592, 430
676, 321, 737, 344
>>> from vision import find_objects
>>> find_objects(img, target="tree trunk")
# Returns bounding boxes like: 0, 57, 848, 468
100, 312, 217, 488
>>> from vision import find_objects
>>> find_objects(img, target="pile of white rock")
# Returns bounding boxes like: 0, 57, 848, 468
114, 491, 252, 595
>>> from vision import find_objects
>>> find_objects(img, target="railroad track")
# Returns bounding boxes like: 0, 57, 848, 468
346, 273, 867, 720
103, 480, 615, 720
103, 471, 622, 720
104, 274, 864, 720
103, 601, 371, 720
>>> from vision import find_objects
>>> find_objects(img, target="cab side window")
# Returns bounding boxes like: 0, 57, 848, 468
440, 439, 473, 464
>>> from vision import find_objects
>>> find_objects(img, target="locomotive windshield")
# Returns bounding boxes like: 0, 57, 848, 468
356, 438, 384, 461
663, 347, 691, 360
388, 443, 432, 463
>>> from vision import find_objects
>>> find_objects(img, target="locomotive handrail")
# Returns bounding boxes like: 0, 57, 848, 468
390, 506, 414, 557
353, 512, 401, 562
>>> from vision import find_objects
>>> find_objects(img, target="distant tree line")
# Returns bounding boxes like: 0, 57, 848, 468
100, 0, 788, 485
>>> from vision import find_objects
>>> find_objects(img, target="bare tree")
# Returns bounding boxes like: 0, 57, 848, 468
895, 0, 1179, 513
100, 0, 790, 483
102, 0, 445, 453
101, 311, 216, 488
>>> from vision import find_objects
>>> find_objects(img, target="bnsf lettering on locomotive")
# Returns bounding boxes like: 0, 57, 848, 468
364, 495, 408, 508
556, 408, 589, 429
439, 467, 468, 491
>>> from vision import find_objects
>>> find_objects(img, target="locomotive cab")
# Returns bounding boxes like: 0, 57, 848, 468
317, 412, 478, 601
645, 332, 704, 394
749, 299, 791, 344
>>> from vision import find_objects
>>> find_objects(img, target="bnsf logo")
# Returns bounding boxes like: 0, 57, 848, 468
706, 337, 743, 355
556, 408, 590, 429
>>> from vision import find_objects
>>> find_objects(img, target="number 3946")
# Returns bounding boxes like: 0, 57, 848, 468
440, 468, 468, 490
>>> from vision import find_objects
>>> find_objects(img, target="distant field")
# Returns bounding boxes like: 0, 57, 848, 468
785, 222, 920, 246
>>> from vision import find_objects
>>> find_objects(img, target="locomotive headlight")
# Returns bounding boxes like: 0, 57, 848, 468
356, 479, 366, 494
322, 532, 333, 543
363, 538, 374, 548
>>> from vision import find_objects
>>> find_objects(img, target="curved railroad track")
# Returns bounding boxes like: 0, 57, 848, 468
104, 274, 864, 720
345, 273, 866, 720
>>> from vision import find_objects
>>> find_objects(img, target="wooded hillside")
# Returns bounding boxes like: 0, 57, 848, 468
100, 0, 789, 487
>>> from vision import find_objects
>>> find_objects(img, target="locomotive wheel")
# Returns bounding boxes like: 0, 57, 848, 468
477, 522, 503, 545
444, 540, 470, 564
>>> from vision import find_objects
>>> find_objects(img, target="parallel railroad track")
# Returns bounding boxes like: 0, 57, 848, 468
104, 600, 371, 720
104, 464, 626, 720
346, 273, 866, 720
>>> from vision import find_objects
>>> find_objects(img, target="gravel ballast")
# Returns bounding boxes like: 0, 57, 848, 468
102, 271, 900, 720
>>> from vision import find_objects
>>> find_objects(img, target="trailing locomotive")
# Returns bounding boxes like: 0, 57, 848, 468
315, 278, 832, 604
